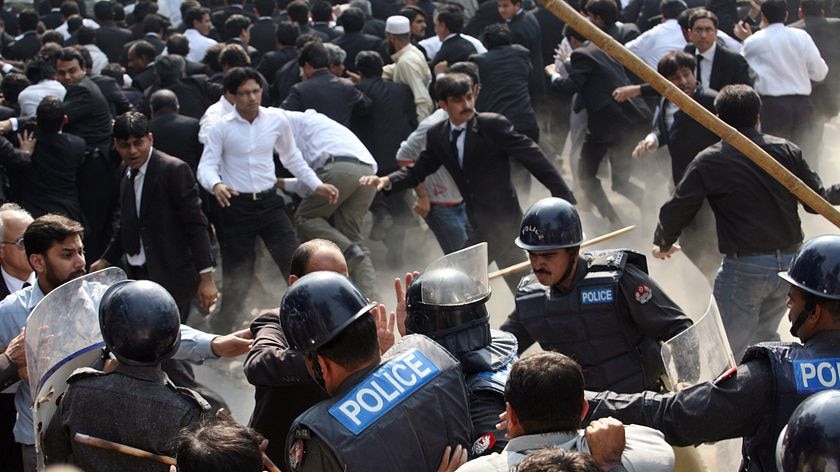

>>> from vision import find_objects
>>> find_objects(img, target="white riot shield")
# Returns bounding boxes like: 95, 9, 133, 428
420, 242, 490, 305
24, 267, 127, 470
660, 296, 736, 388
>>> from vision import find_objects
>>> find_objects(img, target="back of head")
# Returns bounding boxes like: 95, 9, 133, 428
155, 54, 186, 86
24, 59, 56, 85
583, 0, 619, 25
448, 61, 479, 87
435, 72, 472, 102
42, 30, 65, 47
167, 33, 190, 56
134, 0, 158, 21
311, 1, 332, 22
185, 7, 210, 29
1, 73, 31, 105
436, 3, 465, 33
355, 50, 383, 78
339, 7, 365, 33
800, 0, 825, 16
299, 41, 329, 68
94, 0, 114, 22
660, 0, 687, 19
277, 22, 301, 46
225, 14, 252, 40
714, 84, 761, 129
219, 43, 251, 69
289, 238, 344, 278
19, 10, 40, 33
505, 352, 585, 434
36, 96, 65, 134
761, 0, 789, 23
562, 23, 587, 43
76, 25, 95, 45
143, 13, 165, 34
101, 63, 125, 85
23, 214, 84, 258
515, 449, 601, 472
324, 43, 346, 67
255, 0, 276, 17
176, 420, 263, 472
75, 46, 93, 72
482, 23, 513, 49
204, 43, 226, 72
150, 89, 180, 115
287, 0, 310, 25
777, 390, 840, 472
66, 15, 83, 35
129, 40, 157, 63
60, 0, 80, 19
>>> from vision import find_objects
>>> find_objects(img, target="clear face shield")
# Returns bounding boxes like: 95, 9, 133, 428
419, 243, 490, 306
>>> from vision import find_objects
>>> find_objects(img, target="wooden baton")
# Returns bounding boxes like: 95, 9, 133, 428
74, 433, 177, 465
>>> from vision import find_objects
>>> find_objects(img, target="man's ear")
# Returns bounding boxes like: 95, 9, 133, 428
580, 398, 590, 422
287, 274, 299, 286
28, 253, 45, 275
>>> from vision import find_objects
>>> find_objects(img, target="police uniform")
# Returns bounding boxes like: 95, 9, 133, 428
587, 329, 840, 472
286, 335, 474, 472
503, 249, 692, 393
43, 363, 209, 472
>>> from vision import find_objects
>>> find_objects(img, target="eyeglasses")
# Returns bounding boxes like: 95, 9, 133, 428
2, 237, 24, 249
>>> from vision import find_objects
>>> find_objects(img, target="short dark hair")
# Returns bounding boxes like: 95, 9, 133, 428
155, 55, 185, 86
94, 0, 114, 21
514, 449, 601, 472
505, 352, 585, 434
435, 72, 472, 101
180, 0, 201, 19
317, 311, 379, 370
299, 41, 328, 68
76, 25, 95, 45
355, 50, 383, 78
60, 1, 80, 18
311, 1, 332, 22
36, 96, 65, 134
150, 89, 179, 114
41, 30, 65, 46
75, 45, 93, 71
296, 32, 322, 50
338, 7, 365, 33
449, 61, 480, 87
219, 43, 251, 68
563, 23, 586, 42
657, 51, 696, 78
129, 40, 157, 62
289, 239, 342, 277
688, 7, 718, 28
134, 1, 159, 22
24, 59, 56, 84
23, 214, 85, 258
400, 5, 426, 22
58, 47, 86, 69
176, 420, 263, 472
800, 0, 825, 15
583, 0, 619, 25
761, 0, 788, 23
143, 13, 165, 34
185, 7, 210, 28
660, 0, 687, 19
166, 33, 190, 56
482, 23, 512, 49
101, 63, 125, 85
225, 14, 251, 40
714, 84, 761, 129
19, 10, 40, 32
66, 15, 84, 35
276, 22, 300, 46
113, 111, 151, 140
203, 43, 225, 72
287, 0, 310, 25
1, 74, 30, 105
435, 3, 465, 33
223, 66, 262, 94
255, 0, 276, 17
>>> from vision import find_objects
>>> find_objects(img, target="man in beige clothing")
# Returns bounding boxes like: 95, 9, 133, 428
383, 15, 433, 122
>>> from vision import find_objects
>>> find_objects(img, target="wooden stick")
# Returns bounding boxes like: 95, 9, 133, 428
74, 433, 176, 465
538, 0, 840, 229
489, 225, 636, 279
216, 409, 283, 472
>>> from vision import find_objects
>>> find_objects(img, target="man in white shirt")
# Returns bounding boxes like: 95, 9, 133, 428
284, 109, 379, 298
197, 67, 338, 332
184, 7, 218, 63
0, 204, 35, 297
625, 0, 687, 68
741, 0, 828, 165
17, 60, 66, 119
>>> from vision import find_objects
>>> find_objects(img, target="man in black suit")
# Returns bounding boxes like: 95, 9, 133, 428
94, 0, 133, 63
149, 90, 203, 174
143, 55, 215, 119
684, 9, 751, 91
138, 13, 167, 53
92, 111, 217, 320
332, 7, 387, 72
166, 34, 208, 76
41, 0, 63, 30
249, 0, 278, 54
311, 1, 340, 40
127, 40, 158, 92
281, 41, 371, 127
431, 3, 478, 71
256, 22, 299, 84
211, 0, 258, 35
361, 72, 576, 290
288, 0, 329, 41
225, 14, 261, 64
584, 0, 640, 44
547, 25, 650, 227
498, 0, 545, 102
4, 10, 40, 62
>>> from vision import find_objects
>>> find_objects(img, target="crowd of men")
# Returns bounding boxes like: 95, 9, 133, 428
0, 0, 836, 469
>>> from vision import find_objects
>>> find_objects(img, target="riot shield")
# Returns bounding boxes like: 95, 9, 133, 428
420, 242, 489, 306
660, 296, 736, 388
24, 267, 127, 470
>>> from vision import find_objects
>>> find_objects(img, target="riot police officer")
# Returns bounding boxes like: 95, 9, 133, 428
502, 197, 692, 393
405, 243, 517, 455
776, 389, 840, 471
280, 271, 474, 472
587, 234, 840, 472
43, 280, 209, 472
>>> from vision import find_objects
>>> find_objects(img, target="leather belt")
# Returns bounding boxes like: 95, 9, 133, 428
726, 243, 800, 258
231, 188, 276, 201
327, 155, 373, 167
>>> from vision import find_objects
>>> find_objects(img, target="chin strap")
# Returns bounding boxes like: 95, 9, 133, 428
789, 299, 816, 338
306, 351, 327, 392
558, 247, 581, 286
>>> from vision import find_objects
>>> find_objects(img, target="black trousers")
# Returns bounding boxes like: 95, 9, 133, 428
760, 95, 817, 165
578, 127, 644, 222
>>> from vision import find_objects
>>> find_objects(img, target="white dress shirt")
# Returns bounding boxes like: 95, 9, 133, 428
419, 33, 487, 63
125, 154, 150, 265
84, 44, 109, 76
742, 23, 828, 96
1, 267, 34, 294
185, 28, 218, 63
17, 80, 67, 119
197, 106, 323, 194
626, 19, 687, 68
56, 18, 99, 40
696, 41, 715, 90
199, 96, 234, 144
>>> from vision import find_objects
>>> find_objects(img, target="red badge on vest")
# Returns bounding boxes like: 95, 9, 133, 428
635, 284, 652, 304
472, 432, 496, 456
289, 439, 305, 471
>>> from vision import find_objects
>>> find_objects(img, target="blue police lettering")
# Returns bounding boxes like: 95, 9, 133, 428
793, 358, 840, 392
330, 349, 442, 434
580, 287, 614, 305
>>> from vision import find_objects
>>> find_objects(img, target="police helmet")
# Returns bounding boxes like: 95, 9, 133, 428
99, 280, 181, 366
778, 235, 840, 300
515, 197, 583, 251
280, 271, 376, 354
776, 389, 840, 471
405, 267, 491, 337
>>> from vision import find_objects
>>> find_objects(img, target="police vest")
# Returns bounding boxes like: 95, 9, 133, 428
740, 334, 840, 472
464, 330, 518, 398
290, 334, 474, 472
514, 249, 662, 393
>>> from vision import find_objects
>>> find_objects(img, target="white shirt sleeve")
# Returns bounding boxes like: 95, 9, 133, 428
196, 121, 224, 193
801, 32, 828, 82
174, 325, 218, 363
273, 112, 323, 191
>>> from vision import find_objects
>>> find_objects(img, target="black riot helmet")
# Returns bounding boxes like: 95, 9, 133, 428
280, 271, 376, 354
405, 244, 491, 357
778, 235, 840, 300
776, 389, 840, 471
515, 197, 583, 251
99, 280, 181, 366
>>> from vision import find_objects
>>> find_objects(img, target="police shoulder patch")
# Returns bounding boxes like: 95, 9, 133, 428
471, 432, 496, 456
793, 358, 840, 393
634, 284, 652, 304
294, 427, 311, 439
289, 438, 305, 471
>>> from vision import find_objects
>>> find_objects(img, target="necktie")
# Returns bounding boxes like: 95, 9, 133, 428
122, 170, 141, 255
696, 55, 702, 85
451, 128, 464, 167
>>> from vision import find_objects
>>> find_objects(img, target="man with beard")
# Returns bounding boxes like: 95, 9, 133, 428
383, 15, 433, 122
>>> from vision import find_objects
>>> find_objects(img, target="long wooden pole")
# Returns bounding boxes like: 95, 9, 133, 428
538, 0, 840, 229
489, 225, 636, 279
74, 433, 177, 465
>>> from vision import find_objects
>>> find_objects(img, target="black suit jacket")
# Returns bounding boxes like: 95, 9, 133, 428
257, 47, 297, 85
790, 16, 840, 118
471, 45, 538, 135
604, 21, 640, 44
387, 113, 575, 246
250, 18, 278, 54
131, 64, 157, 92
143, 76, 216, 120
96, 24, 133, 63
507, 9, 546, 99
211, 6, 258, 34
4, 32, 40, 62
653, 85, 719, 182
41, 10, 63, 30
90, 75, 134, 117
149, 112, 203, 173
102, 150, 213, 303
352, 77, 416, 174
311, 22, 340, 41
227, 38, 262, 65
684, 43, 752, 91
281, 69, 371, 127
464, 0, 502, 37
64, 77, 114, 150
331, 32, 387, 72
185, 59, 207, 76
431, 34, 478, 69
